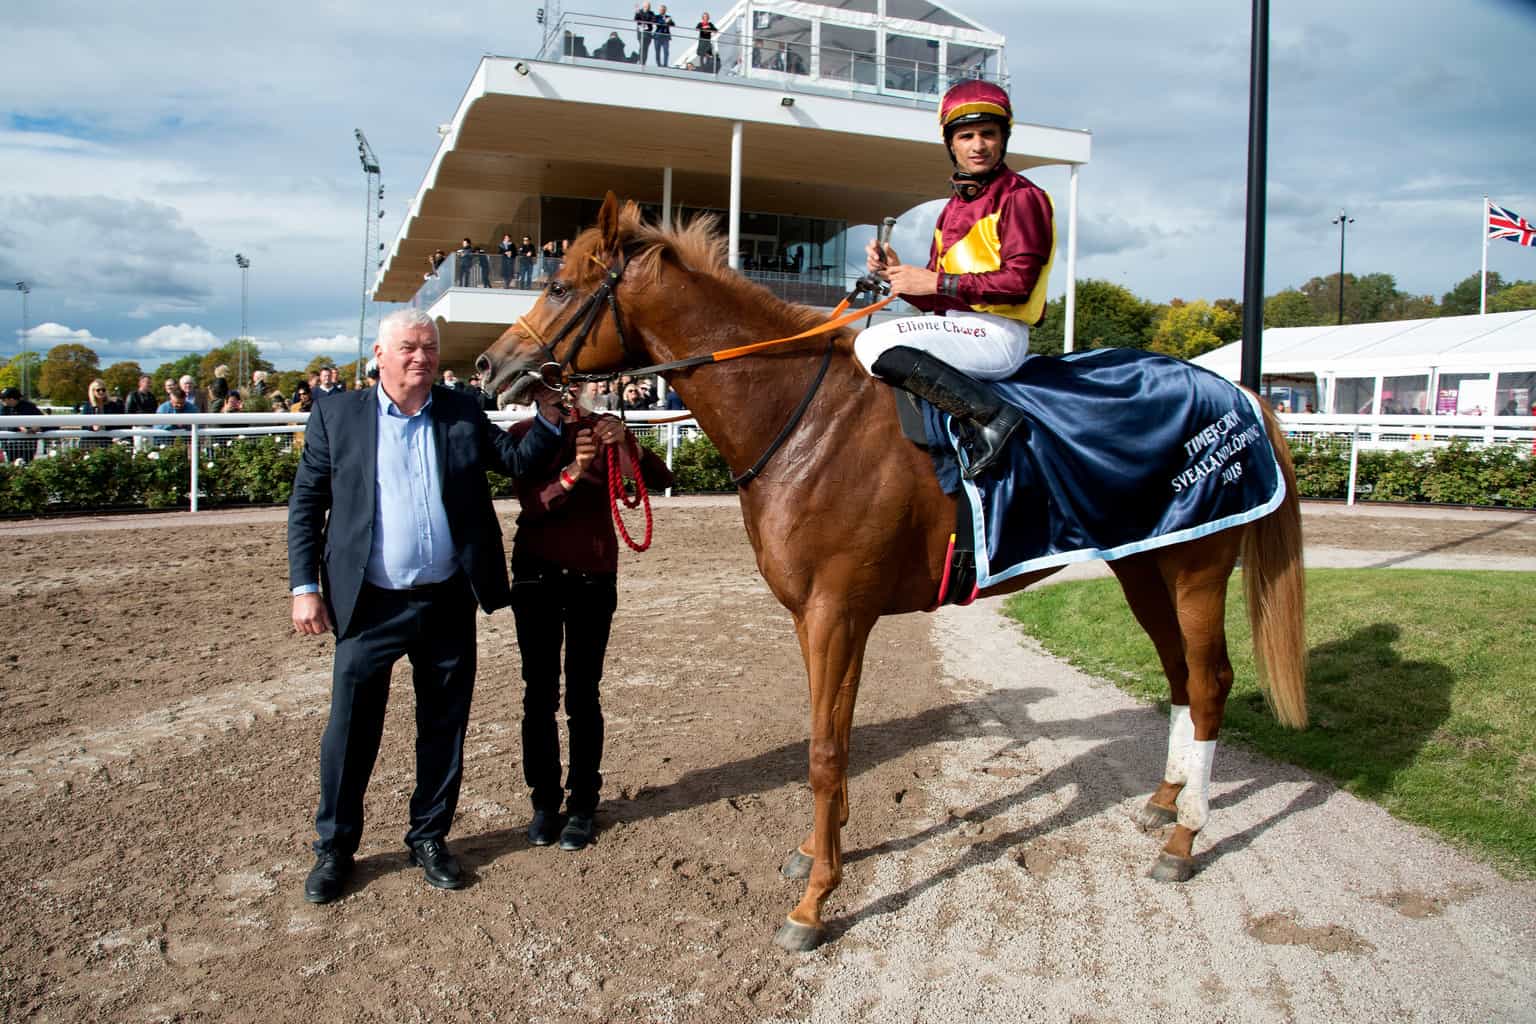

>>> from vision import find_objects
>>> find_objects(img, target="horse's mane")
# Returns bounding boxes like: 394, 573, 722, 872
600, 203, 833, 336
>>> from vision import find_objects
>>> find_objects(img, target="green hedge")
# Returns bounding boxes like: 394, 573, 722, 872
5, 433, 1534, 516
0, 438, 301, 515
1289, 436, 1536, 508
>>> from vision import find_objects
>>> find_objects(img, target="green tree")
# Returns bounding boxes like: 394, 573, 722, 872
38, 343, 101, 407
1211, 298, 1244, 342
1489, 281, 1536, 313
0, 352, 43, 398
1148, 299, 1238, 361
305, 354, 340, 375
198, 339, 274, 387
1028, 298, 1066, 356
1441, 271, 1503, 316
101, 361, 144, 398
151, 353, 204, 386
1073, 278, 1157, 350
1263, 289, 1318, 327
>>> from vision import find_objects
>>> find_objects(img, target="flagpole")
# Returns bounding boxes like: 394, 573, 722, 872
1480, 194, 1488, 315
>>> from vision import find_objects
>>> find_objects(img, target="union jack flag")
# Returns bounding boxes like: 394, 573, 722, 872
1488, 201, 1536, 247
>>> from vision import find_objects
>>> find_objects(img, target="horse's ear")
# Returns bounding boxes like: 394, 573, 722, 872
597, 191, 622, 254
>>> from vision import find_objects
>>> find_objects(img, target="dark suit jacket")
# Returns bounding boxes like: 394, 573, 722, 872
287, 384, 560, 638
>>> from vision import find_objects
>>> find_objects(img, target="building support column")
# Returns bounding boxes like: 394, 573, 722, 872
1064, 163, 1080, 354
662, 166, 673, 227
728, 121, 743, 270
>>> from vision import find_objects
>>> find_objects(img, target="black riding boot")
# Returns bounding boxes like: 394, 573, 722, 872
870, 346, 1024, 480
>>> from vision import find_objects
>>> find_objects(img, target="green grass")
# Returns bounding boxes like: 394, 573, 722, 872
1003, 570, 1536, 876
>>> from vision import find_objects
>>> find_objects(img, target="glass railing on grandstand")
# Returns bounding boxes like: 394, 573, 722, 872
531, 11, 1007, 106
411, 249, 880, 312
414, 250, 565, 308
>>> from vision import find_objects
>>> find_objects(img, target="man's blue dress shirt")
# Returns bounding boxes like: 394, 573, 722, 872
365, 386, 458, 589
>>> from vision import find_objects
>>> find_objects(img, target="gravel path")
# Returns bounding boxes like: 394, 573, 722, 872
779, 598, 1536, 1023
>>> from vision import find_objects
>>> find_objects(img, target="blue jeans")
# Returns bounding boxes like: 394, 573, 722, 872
654, 36, 670, 65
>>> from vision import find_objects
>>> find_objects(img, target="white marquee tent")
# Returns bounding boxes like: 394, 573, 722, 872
1193, 309, 1536, 416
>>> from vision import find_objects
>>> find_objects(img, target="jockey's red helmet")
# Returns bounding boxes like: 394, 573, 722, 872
938, 80, 1014, 142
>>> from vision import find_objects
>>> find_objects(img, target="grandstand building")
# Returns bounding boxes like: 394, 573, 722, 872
371, 0, 1092, 369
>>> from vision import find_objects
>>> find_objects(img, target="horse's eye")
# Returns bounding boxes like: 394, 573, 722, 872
548, 281, 568, 298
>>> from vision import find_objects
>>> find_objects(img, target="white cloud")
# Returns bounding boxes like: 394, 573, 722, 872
22, 321, 109, 347
133, 323, 222, 352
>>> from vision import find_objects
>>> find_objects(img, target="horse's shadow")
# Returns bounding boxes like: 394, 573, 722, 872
460, 691, 1057, 869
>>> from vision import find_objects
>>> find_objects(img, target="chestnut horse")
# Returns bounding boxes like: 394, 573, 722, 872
478, 194, 1307, 952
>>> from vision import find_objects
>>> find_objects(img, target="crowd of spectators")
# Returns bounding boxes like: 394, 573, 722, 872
563, 7, 724, 73
426, 237, 572, 290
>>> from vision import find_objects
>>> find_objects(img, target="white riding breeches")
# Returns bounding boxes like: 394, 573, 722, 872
853, 312, 1031, 381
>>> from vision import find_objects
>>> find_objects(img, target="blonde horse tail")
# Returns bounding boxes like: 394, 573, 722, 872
1241, 395, 1308, 729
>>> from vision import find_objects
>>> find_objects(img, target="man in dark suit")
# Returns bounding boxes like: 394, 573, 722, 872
288, 307, 584, 903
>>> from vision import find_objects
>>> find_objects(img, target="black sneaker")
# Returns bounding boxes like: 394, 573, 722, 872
558, 815, 595, 851
303, 850, 354, 904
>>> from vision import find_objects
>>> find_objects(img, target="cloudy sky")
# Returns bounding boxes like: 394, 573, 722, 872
3, 0, 1535, 371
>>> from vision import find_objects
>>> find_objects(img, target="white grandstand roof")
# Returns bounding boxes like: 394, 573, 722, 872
1194, 309, 1536, 378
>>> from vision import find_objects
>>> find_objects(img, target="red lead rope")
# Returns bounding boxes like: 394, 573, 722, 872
606, 435, 653, 552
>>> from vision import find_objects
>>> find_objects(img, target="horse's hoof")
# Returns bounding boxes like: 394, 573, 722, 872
1147, 851, 1196, 883
1135, 802, 1177, 831
773, 918, 824, 953
781, 849, 813, 880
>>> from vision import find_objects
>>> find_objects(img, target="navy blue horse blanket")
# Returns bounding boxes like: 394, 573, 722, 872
922, 348, 1285, 589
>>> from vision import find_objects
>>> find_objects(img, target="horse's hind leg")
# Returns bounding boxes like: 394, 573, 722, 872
1150, 540, 1239, 881
1111, 556, 1192, 831
774, 604, 873, 952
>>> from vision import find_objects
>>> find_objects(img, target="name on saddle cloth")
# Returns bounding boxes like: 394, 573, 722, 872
894, 319, 990, 338
1172, 410, 1265, 494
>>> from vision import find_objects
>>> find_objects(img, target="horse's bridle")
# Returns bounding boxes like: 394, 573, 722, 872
517, 250, 645, 375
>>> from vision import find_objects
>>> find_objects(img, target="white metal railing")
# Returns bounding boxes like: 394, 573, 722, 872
0, 409, 705, 513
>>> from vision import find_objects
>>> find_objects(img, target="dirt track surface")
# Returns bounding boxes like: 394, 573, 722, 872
2, 500, 1534, 1022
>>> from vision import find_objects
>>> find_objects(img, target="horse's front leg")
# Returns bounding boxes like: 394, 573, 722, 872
773, 605, 872, 952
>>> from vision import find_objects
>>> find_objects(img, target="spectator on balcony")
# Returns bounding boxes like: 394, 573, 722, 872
518, 235, 538, 289
209, 365, 231, 412
695, 12, 716, 71
541, 240, 560, 283
498, 233, 516, 288
224, 390, 245, 414
316, 367, 341, 396
426, 249, 447, 280
179, 375, 203, 413
653, 5, 674, 65
598, 32, 628, 62
125, 375, 158, 416
455, 237, 475, 286
635, 2, 655, 64
293, 383, 313, 413
252, 370, 269, 397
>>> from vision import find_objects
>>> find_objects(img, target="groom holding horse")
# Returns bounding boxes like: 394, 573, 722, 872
855, 79, 1053, 480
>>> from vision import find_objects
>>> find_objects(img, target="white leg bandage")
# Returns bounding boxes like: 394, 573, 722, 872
1175, 740, 1216, 832
1164, 704, 1194, 784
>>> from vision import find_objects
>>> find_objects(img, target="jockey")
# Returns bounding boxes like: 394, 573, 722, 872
853, 80, 1056, 480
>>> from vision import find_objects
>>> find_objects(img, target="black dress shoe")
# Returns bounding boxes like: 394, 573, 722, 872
407, 838, 465, 889
559, 815, 595, 851
303, 851, 354, 904
527, 809, 561, 847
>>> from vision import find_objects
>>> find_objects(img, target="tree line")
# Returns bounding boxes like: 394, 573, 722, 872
4, 267, 1534, 404
0, 340, 365, 408
1026, 269, 1536, 361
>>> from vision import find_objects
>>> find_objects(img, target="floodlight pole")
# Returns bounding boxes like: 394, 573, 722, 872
14, 282, 29, 398
356, 129, 382, 387
234, 254, 251, 388
1332, 210, 1354, 325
